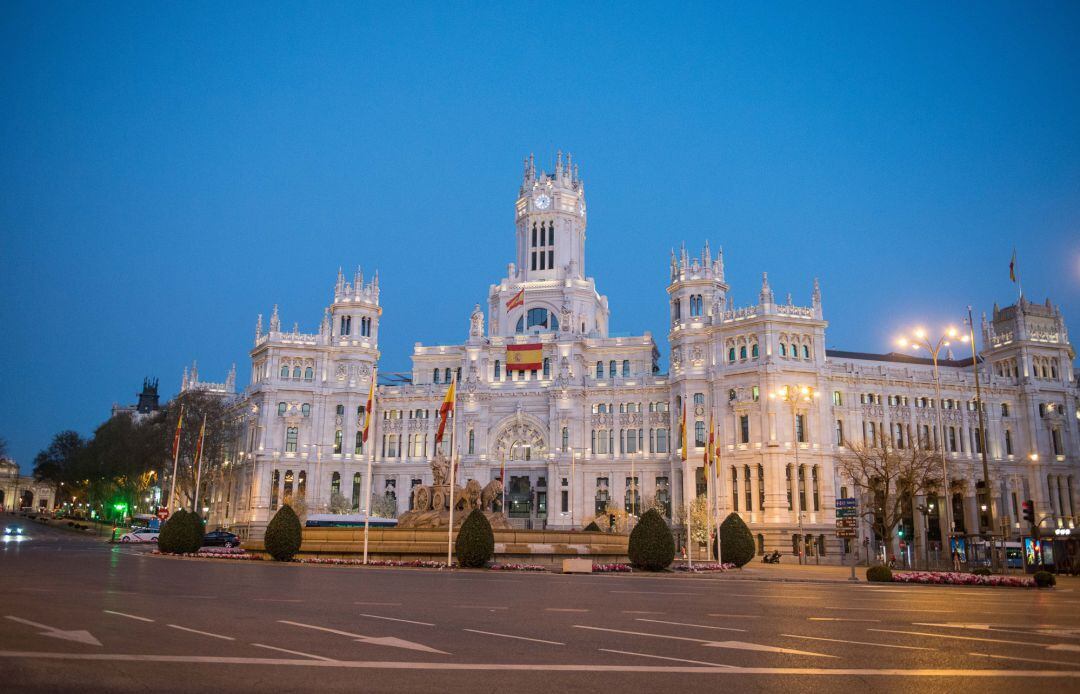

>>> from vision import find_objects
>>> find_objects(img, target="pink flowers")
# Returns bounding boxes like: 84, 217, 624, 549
674, 562, 736, 573
489, 563, 548, 572
892, 570, 1035, 587
152, 549, 262, 560
296, 557, 450, 568
592, 563, 633, 573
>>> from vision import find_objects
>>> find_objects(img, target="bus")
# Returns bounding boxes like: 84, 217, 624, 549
304, 514, 398, 529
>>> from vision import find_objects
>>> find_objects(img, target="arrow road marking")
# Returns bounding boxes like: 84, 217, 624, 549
5, 616, 102, 647
1047, 644, 1080, 653
572, 625, 832, 658
599, 648, 738, 669
357, 613, 434, 627
278, 620, 447, 654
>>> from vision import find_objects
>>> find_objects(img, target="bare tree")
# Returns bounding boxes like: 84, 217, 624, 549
161, 390, 242, 511
836, 441, 940, 561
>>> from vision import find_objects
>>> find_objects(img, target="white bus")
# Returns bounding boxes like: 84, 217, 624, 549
304, 514, 398, 529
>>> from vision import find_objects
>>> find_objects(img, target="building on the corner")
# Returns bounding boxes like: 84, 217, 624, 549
202, 153, 1079, 566
0, 458, 55, 512
111, 377, 164, 420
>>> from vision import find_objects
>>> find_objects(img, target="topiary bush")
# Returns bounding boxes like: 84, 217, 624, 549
718, 513, 755, 568
628, 508, 675, 571
1033, 570, 1056, 588
157, 509, 203, 554
867, 565, 893, 582
583, 521, 601, 532
264, 504, 303, 561
455, 509, 495, 568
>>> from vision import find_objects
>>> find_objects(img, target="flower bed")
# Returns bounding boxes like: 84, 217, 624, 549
593, 563, 633, 573
674, 562, 736, 573
892, 570, 1034, 587
295, 557, 450, 569
489, 563, 548, 572
153, 549, 263, 560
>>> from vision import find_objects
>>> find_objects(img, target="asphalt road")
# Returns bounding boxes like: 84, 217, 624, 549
2, 512, 1079, 693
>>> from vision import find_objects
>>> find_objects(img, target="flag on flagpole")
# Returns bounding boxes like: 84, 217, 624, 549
1009, 249, 1017, 283
435, 376, 456, 445
506, 288, 525, 310
193, 415, 207, 469
362, 373, 376, 443
171, 405, 184, 458
506, 343, 542, 371
680, 403, 688, 462
705, 412, 714, 468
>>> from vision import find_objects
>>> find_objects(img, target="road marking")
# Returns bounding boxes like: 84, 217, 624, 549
546, 608, 589, 613
869, 629, 1034, 646
251, 643, 336, 661
103, 610, 154, 623
599, 648, 736, 668
822, 606, 954, 613
4, 616, 102, 646
252, 598, 304, 603
455, 605, 508, 610
168, 624, 234, 641
1047, 644, 1080, 653
610, 590, 701, 596
278, 620, 447, 654
463, 629, 564, 645
357, 613, 434, 627
781, 634, 931, 651
636, 619, 746, 633
808, 618, 880, 623
707, 614, 759, 619
573, 625, 832, 657
574, 624, 712, 645
972, 651, 1080, 667
353, 602, 401, 606
913, 622, 1073, 639
622, 610, 663, 615
4, 650, 1080, 676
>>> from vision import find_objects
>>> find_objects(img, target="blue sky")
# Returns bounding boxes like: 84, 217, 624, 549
2, 2, 1078, 468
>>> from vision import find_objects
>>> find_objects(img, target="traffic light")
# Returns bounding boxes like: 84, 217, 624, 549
1022, 499, 1035, 525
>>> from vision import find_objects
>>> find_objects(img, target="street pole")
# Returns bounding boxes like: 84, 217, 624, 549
446, 372, 459, 567
967, 306, 995, 570
168, 405, 184, 512
792, 406, 803, 565
713, 407, 723, 565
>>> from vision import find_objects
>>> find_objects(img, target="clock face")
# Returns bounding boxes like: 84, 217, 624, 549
535, 194, 551, 210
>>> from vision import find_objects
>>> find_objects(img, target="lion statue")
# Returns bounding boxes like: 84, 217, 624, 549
480, 478, 504, 511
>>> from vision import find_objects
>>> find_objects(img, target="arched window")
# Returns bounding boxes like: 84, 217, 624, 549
467, 429, 475, 454
297, 471, 306, 500
285, 427, 298, 452
283, 470, 294, 503
739, 345, 747, 360
351, 473, 362, 511
803, 344, 810, 359
330, 471, 341, 496
280, 365, 289, 378
336, 404, 345, 416
728, 347, 736, 362
779, 343, 787, 357
333, 430, 343, 454
444, 368, 452, 383
301, 403, 311, 417
751, 343, 759, 358
543, 358, 551, 378
277, 402, 287, 416
270, 470, 280, 510
622, 360, 630, 377
494, 360, 501, 379
609, 360, 617, 378
292, 366, 302, 379
596, 361, 604, 379
433, 369, 440, 384
354, 430, 362, 454
304, 366, 313, 380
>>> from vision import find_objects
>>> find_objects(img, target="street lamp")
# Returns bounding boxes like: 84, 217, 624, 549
896, 326, 964, 564
770, 384, 817, 565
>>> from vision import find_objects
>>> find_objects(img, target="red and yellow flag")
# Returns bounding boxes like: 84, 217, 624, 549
435, 376, 456, 445
193, 415, 207, 469
704, 411, 714, 468
506, 343, 542, 371
171, 405, 184, 458
680, 403, 688, 462
362, 374, 375, 444
506, 288, 525, 310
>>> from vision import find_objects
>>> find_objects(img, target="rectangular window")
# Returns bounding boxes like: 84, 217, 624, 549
833, 391, 842, 406
1004, 429, 1013, 455
1052, 428, 1063, 456
731, 467, 739, 512
795, 414, 806, 443
695, 420, 706, 447
656, 428, 668, 453
561, 490, 568, 513
835, 419, 844, 446
285, 427, 298, 453
739, 415, 750, 444
333, 430, 343, 454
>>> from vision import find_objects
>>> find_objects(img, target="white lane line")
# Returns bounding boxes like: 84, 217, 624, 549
971, 651, 1080, 667
808, 617, 880, 623
463, 629, 564, 645
357, 613, 434, 627
574, 625, 831, 657
636, 619, 746, 633
869, 629, 1034, 646
781, 634, 931, 651
103, 610, 153, 623
822, 606, 954, 613
168, 624, 234, 641
574, 625, 708, 644
707, 614, 759, 619
250, 643, 337, 661
353, 602, 401, 606
546, 608, 589, 613
455, 605, 508, 610
252, 598, 304, 603
1, 651, 1080, 676
623, 610, 664, 615
599, 648, 736, 669
278, 620, 447, 655
279, 620, 361, 640
610, 591, 700, 596
914, 623, 1080, 640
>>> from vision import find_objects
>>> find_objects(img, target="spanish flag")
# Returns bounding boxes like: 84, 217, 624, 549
171, 404, 184, 458
506, 288, 525, 310
1009, 249, 1017, 283
680, 404, 688, 462
193, 415, 207, 470
506, 343, 542, 371
704, 411, 714, 468
435, 376, 456, 445
362, 374, 375, 444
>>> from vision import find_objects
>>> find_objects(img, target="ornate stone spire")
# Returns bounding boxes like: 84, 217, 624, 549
226, 363, 236, 392
336, 267, 344, 295
269, 304, 280, 332
716, 246, 725, 281
255, 313, 263, 340
760, 272, 774, 304
353, 266, 363, 294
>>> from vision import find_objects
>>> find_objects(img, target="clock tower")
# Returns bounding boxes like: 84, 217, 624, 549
515, 151, 587, 282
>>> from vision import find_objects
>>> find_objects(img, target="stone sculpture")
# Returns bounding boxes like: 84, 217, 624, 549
396, 454, 512, 529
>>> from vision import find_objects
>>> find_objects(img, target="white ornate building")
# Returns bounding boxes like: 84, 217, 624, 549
204, 154, 1079, 564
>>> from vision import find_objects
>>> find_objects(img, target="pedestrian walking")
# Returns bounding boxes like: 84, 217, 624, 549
951, 548, 961, 571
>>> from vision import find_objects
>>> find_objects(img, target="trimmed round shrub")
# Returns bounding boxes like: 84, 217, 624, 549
866, 565, 893, 582
264, 504, 303, 561
970, 567, 992, 576
455, 509, 495, 568
158, 509, 203, 554
718, 513, 755, 568
583, 521, 601, 532
628, 508, 675, 571
1034, 570, 1056, 588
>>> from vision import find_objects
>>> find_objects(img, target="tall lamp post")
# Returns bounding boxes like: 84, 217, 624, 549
770, 385, 817, 565
897, 326, 962, 564
965, 306, 996, 570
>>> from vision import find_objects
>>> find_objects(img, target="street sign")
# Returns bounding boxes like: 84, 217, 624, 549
835, 517, 857, 528
836, 497, 857, 508
835, 508, 857, 518
835, 528, 857, 538
156, 507, 170, 521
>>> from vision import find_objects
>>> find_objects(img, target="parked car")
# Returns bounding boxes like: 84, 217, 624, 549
4, 524, 23, 536
202, 530, 240, 548
118, 527, 159, 543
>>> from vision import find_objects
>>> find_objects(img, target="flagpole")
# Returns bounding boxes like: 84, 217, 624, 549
714, 408, 723, 564
446, 372, 459, 567
192, 415, 207, 512
500, 451, 506, 519
168, 404, 184, 512
363, 370, 376, 564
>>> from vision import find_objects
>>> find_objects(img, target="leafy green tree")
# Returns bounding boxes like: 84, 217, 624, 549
32, 431, 86, 507
455, 509, 494, 568
718, 512, 755, 567
628, 508, 676, 571
265, 504, 303, 561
